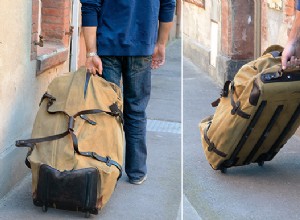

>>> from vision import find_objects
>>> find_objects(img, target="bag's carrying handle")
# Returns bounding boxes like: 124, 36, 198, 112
84, 70, 105, 99
211, 81, 251, 119
269, 50, 300, 77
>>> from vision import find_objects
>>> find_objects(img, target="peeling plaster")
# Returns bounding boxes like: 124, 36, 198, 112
248, 16, 252, 24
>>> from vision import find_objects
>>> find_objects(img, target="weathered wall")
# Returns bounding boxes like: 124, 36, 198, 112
183, 0, 294, 84
261, 0, 292, 53
183, 1, 216, 81
0, 0, 69, 198
183, 1, 211, 48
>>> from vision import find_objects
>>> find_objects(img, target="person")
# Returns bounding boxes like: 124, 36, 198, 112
282, 0, 300, 69
80, 0, 176, 185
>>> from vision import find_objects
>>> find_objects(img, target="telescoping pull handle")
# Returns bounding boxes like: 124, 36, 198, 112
261, 64, 300, 83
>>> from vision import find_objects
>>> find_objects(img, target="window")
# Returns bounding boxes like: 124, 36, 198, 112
31, 0, 72, 75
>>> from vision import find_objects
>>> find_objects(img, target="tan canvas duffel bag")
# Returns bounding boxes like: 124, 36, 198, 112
16, 67, 124, 217
200, 45, 300, 173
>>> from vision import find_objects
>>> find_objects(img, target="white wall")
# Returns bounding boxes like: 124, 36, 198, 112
0, 0, 69, 198
261, 8, 289, 52
183, 1, 212, 48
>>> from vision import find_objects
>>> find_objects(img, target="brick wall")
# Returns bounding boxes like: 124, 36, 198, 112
31, 0, 71, 60
41, 0, 71, 46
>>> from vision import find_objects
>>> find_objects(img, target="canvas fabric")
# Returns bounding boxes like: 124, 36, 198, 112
25, 67, 124, 209
200, 45, 300, 170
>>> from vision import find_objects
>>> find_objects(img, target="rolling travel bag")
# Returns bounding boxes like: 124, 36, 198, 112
199, 45, 300, 173
16, 67, 124, 217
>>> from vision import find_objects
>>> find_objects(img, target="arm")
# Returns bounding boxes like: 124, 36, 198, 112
151, 0, 176, 69
82, 27, 102, 75
80, 0, 102, 74
151, 22, 174, 69
282, 10, 300, 70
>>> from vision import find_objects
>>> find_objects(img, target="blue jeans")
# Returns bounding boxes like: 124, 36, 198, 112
100, 56, 152, 180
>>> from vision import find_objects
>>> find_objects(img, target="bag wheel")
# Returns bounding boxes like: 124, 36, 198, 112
258, 161, 264, 166
220, 167, 227, 173
42, 205, 48, 212
85, 211, 90, 218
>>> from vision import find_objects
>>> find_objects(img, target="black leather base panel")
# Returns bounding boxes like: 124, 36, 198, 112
34, 164, 99, 214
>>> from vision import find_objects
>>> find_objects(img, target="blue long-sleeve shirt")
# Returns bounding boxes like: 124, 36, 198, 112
297, 0, 300, 10
80, 0, 176, 56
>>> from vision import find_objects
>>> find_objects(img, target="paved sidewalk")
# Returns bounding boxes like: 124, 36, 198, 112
183, 57, 300, 220
0, 40, 181, 220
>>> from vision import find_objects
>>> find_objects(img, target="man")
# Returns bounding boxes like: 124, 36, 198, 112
282, 0, 300, 69
80, 0, 176, 184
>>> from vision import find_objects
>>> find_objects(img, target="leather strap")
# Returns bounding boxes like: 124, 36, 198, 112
84, 71, 92, 99
229, 82, 251, 119
221, 80, 232, 97
204, 122, 227, 158
39, 92, 56, 107
16, 131, 70, 148
211, 80, 231, 107
69, 129, 122, 179
211, 98, 220, 107
16, 95, 124, 178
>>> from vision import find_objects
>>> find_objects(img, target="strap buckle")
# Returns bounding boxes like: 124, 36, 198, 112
68, 116, 75, 131
207, 143, 215, 152
80, 114, 96, 125
106, 156, 112, 167
109, 104, 120, 116
39, 92, 56, 106
231, 101, 241, 115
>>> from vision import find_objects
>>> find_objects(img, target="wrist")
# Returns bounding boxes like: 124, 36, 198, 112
157, 40, 166, 46
86, 52, 98, 58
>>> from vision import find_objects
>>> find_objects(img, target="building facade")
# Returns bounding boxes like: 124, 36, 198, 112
184, 0, 296, 85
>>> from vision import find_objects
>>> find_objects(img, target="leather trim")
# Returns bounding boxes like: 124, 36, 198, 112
249, 79, 260, 106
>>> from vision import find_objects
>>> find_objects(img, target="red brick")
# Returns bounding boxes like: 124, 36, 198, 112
43, 30, 64, 40
42, 0, 69, 9
42, 8, 64, 17
31, 0, 71, 61
43, 15, 65, 24
42, 22, 64, 31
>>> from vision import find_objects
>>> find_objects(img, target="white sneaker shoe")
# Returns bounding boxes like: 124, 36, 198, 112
128, 175, 147, 185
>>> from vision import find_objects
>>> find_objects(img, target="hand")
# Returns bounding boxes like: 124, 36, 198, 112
85, 55, 103, 75
151, 43, 166, 69
282, 40, 295, 70
282, 41, 300, 70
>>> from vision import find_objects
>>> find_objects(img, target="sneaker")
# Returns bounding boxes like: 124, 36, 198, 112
128, 175, 147, 185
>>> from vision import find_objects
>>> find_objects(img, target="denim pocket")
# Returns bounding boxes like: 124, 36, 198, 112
131, 56, 152, 72
101, 56, 120, 68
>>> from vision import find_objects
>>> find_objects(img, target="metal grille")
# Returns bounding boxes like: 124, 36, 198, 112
147, 119, 181, 134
